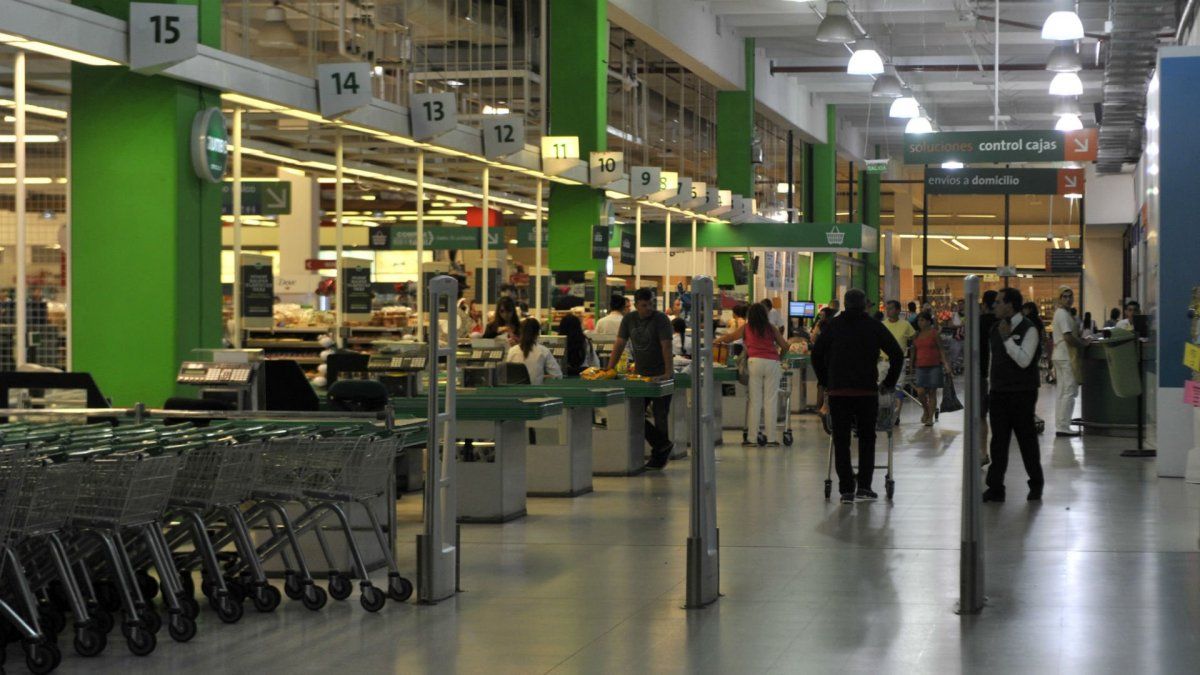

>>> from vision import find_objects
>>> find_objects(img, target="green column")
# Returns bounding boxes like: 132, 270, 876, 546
717, 39, 756, 197
71, 0, 223, 405
810, 105, 838, 304
860, 170, 881, 306
547, 0, 606, 274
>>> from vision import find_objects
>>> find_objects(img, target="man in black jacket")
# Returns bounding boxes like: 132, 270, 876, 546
812, 289, 905, 504
984, 287, 1044, 502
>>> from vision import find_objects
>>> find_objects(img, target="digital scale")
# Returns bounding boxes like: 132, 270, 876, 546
367, 355, 428, 372
176, 349, 265, 410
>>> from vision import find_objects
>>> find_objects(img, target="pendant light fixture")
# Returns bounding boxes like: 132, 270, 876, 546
816, 1, 856, 43
1054, 113, 1084, 131
1042, 4, 1084, 41
1045, 41, 1082, 72
260, 2, 298, 49
1049, 71, 1083, 96
871, 69, 903, 98
889, 88, 919, 118
905, 116, 933, 134
847, 38, 884, 75
1053, 97, 1081, 116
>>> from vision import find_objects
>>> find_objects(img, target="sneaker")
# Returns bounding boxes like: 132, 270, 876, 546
840, 492, 855, 504
855, 488, 878, 502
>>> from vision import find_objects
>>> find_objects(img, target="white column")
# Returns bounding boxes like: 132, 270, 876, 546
481, 165, 491, 322
535, 179, 544, 319
634, 204, 642, 290
14, 51, 26, 368
231, 107, 243, 348
691, 218, 697, 278
275, 170, 319, 304
664, 212, 672, 308
416, 149, 425, 338
334, 130, 345, 348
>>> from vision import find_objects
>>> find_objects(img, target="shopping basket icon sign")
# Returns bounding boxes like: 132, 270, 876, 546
826, 226, 845, 246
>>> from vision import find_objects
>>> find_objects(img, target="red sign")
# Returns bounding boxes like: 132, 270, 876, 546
305, 259, 337, 271
1062, 128, 1098, 162
1056, 169, 1085, 196
465, 207, 503, 228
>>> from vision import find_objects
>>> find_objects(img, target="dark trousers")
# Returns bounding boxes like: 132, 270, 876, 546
830, 395, 878, 494
642, 395, 673, 454
986, 389, 1044, 495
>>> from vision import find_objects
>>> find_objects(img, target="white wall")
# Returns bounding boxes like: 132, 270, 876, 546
1082, 228, 1125, 324
1084, 166, 1136, 225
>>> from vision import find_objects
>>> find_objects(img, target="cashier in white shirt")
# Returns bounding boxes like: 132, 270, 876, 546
505, 318, 563, 385
1113, 300, 1139, 332
594, 294, 629, 336
1051, 286, 1091, 437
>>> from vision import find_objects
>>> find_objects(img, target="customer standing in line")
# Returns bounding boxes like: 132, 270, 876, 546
716, 303, 789, 446
1051, 286, 1090, 437
984, 288, 1045, 503
594, 294, 629, 335
912, 312, 953, 426
606, 288, 676, 469
812, 289, 905, 504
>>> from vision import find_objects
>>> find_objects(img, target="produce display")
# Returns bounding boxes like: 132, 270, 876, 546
580, 367, 617, 381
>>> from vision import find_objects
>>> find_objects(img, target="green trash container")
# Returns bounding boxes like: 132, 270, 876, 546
1100, 330, 1143, 398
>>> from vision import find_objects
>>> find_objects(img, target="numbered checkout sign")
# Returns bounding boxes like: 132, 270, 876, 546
541, 136, 581, 176
589, 151, 624, 187
629, 166, 661, 198
482, 114, 525, 158
316, 63, 372, 118
129, 3, 198, 73
410, 92, 459, 140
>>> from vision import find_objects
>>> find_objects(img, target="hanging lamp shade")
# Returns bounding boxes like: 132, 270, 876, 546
847, 38, 884, 75
905, 116, 933, 134
1049, 71, 1083, 96
889, 89, 919, 118
1042, 10, 1084, 41
1045, 41, 1081, 72
871, 72, 902, 98
260, 5, 298, 49
1055, 113, 1084, 131
1053, 97, 1081, 116
816, 1, 856, 43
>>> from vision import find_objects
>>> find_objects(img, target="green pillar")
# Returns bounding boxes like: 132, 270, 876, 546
717, 39, 756, 197
860, 170, 881, 306
71, 0, 223, 405
810, 105, 838, 304
547, 0, 606, 275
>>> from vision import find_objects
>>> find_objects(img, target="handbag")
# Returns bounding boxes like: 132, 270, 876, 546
939, 376, 964, 413
736, 355, 750, 385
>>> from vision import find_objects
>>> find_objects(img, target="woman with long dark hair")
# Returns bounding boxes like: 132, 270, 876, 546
558, 314, 599, 376
483, 296, 521, 344
716, 302, 788, 446
913, 311, 952, 426
505, 318, 563, 385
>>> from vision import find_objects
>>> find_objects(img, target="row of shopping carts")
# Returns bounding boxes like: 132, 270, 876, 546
0, 418, 418, 673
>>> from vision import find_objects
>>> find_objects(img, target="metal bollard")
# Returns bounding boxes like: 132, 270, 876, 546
685, 276, 719, 609
958, 275, 985, 614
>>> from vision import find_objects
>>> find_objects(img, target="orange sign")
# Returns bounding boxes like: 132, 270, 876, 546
1063, 128, 1098, 162
1057, 169, 1085, 196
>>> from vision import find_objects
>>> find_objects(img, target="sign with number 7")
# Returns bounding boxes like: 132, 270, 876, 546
316, 62, 372, 118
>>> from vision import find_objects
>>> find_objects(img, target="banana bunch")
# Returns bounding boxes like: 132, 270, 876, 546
581, 367, 617, 381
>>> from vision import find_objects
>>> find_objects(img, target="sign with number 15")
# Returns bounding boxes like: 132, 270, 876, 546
316, 63, 372, 118
129, 3, 198, 73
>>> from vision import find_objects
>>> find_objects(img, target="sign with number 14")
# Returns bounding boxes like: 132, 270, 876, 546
316, 62, 371, 118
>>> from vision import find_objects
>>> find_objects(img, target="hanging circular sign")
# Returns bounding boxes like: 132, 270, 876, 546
190, 107, 229, 183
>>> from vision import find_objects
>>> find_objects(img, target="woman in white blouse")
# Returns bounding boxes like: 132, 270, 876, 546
506, 318, 563, 385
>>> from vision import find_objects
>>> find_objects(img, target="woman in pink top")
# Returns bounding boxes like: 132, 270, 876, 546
717, 303, 789, 446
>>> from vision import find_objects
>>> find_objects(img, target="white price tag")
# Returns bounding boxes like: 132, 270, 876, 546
481, 114, 525, 158
129, 3, 198, 73
629, 167, 661, 198
589, 151, 624, 187
316, 62, 372, 118
410, 92, 459, 140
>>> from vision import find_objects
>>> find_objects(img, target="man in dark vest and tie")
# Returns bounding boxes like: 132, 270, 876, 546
984, 287, 1045, 502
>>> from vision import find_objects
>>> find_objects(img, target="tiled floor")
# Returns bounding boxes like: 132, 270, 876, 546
51, 385, 1200, 673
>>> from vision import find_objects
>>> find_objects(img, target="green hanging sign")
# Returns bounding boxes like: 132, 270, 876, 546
375, 226, 501, 250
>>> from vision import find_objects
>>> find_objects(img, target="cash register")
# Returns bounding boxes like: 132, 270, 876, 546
360, 341, 428, 396
176, 349, 265, 410
459, 337, 507, 386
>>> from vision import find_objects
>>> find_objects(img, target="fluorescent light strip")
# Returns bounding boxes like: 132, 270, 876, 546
0, 99, 68, 120
0, 135, 60, 143
0, 32, 120, 66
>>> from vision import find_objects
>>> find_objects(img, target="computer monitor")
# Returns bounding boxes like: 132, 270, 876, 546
788, 300, 816, 319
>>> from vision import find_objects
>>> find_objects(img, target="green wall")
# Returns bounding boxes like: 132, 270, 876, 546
547, 0, 606, 273
71, 0, 222, 405
810, 105, 838, 304
717, 39, 756, 197
859, 170, 881, 306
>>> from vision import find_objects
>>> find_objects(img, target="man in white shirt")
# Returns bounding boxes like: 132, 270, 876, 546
1051, 286, 1090, 437
762, 298, 786, 332
594, 294, 628, 335
1114, 300, 1139, 332
984, 287, 1045, 502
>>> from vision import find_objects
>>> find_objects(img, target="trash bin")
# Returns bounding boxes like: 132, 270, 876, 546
1080, 331, 1142, 434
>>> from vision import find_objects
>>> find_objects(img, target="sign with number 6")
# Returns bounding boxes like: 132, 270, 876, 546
317, 62, 372, 118
629, 167, 661, 198
410, 92, 459, 140
129, 3, 198, 73
481, 114, 525, 158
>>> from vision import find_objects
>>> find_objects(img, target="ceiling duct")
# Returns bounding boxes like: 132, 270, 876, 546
1095, 0, 1173, 174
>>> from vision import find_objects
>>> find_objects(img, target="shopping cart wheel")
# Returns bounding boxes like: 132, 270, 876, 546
387, 575, 414, 602
757, 432, 767, 447
328, 573, 353, 601
177, 595, 200, 620
214, 594, 244, 624
167, 614, 196, 643
284, 571, 303, 600
252, 584, 282, 613
301, 584, 327, 611
886, 479, 895, 501
783, 430, 794, 447
360, 585, 386, 613
140, 609, 161, 636
823, 479, 832, 500
125, 627, 155, 657
24, 640, 60, 674
73, 625, 106, 657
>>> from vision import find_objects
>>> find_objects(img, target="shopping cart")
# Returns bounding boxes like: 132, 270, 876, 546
741, 369, 795, 447
823, 388, 898, 501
